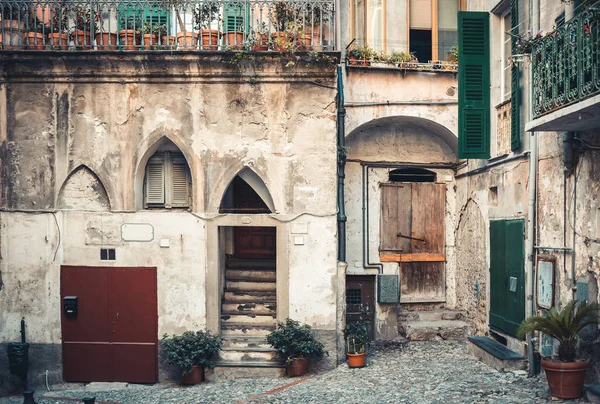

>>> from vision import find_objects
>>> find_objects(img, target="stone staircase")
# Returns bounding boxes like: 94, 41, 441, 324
397, 309, 470, 341
214, 257, 285, 379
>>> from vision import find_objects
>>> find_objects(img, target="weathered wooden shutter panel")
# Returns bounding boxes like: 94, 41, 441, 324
510, 0, 521, 151
145, 154, 165, 206
380, 183, 412, 253
171, 154, 190, 207
458, 12, 490, 159
410, 183, 445, 255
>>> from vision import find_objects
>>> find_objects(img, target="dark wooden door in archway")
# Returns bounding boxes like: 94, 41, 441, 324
234, 227, 276, 258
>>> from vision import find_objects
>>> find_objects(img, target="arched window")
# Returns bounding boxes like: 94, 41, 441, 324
219, 169, 274, 214
144, 145, 191, 209
388, 168, 436, 183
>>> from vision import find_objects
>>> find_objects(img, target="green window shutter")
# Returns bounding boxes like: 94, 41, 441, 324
458, 12, 490, 159
510, 0, 521, 151
143, 6, 170, 28
225, 3, 249, 33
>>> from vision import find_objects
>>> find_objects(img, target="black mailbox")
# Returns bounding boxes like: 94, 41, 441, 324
63, 296, 78, 317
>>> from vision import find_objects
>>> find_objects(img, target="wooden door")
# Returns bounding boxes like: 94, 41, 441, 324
346, 276, 375, 341
379, 183, 446, 303
61, 266, 158, 383
234, 226, 276, 258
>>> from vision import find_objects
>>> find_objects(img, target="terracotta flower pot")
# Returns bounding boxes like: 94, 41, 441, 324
286, 357, 308, 377
2, 20, 26, 49
176, 31, 198, 50
271, 32, 290, 52
181, 365, 204, 385
347, 352, 366, 368
142, 34, 158, 50
225, 31, 244, 50
47, 33, 68, 50
347, 55, 359, 65
297, 34, 312, 50
251, 34, 269, 51
161, 35, 176, 48
95, 32, 118, 50
119, 29, 140, 51
542, 358, 589, 399
71, 30, 92, 49
26, 32, 45, 50
200, 29, 219, 50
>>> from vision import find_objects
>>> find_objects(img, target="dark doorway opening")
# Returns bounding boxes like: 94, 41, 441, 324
410, 29, 432, 62
388, 168, 437, 183
346, 275, 376, 341
220, 176, 271, 214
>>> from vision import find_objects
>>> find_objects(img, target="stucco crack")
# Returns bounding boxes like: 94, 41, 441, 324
455, 196, 480, 236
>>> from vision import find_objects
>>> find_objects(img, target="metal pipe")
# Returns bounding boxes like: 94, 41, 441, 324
534, 246, 572, 252
454, 152, 529, 179
572, 163, 578, 299
345, 100, 458, 107
362, 164, 383, 273
337, 65, 347, 262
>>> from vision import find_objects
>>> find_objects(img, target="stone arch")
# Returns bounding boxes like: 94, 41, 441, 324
218, 167, 276, 213
58, 165, 111, 211
134, 135, 195, 210
346, 116, 458, 162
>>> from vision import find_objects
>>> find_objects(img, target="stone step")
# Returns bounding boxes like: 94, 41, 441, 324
404, 320, 470, 341
222, 302, 276, 315
218, 348, 278, 362
223, 291, 276, 303
468, 336, 526, 372
398, 309, 464, 322
221, 314, 277, 325
226, 258, 276, 270
220, 322, 276, 337
221, 336, 273, 350
225, 270, 276, 282
225, 281, 276, 293
209, 364, 285, 381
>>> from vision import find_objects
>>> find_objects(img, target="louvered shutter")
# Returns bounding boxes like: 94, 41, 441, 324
171, 154, 190, 207
145, 154, 165, 206
225, 3, 249, 33
458, 12, 490, 159
510, 0, 521, 151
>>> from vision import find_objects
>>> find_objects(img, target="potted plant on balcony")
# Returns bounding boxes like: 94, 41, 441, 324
71, 6, 99, 49
193, 3, 219, 50
2, 5, 26, 49
248, 21, 269, 51
161, 330, 222, 385
304, 2, 331, 51
141, 21, 160, 50
344, 321, 369, 368
95, 15, 118, 51
45, 8, 69, 50
26, 17, 45, 50
388, 51, 410, 67
347, 44, 374, 66
270, 1, 295, 52
118, 13, 141, 51
517, 300, 600, 399
224, 20, 244, 50
266, 318, 327, 377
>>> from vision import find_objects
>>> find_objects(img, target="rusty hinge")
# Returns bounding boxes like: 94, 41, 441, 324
396, 233, 427, 243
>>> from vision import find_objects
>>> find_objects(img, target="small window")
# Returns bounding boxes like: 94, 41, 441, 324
346, 289, 362, 305
100, 248, 116, 261
388, 168, 436, 183
144, 151, 191, 209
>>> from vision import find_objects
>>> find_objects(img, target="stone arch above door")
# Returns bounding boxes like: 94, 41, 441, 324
58, 165, 111, 211
219, 167, 276, 213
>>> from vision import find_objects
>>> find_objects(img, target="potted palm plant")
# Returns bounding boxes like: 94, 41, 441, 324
344, 321, 369, 368
193, 3, 219, 50
517, 300, 599, 399
266, 318, 327, 377
161, 330, 222, 385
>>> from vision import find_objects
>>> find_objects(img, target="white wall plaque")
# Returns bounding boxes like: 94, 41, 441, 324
121, 223, 154, 242
536, 257, 555, 309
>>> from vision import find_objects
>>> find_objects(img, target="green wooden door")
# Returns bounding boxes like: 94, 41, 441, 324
489, 219, 525, 337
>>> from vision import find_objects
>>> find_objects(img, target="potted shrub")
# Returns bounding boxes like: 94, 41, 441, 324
517, 300, 600, 399
118, 13, 141, 51
270, 1, 295, 52
141, 21, 160, 50
156, 24, 175, 49
161, 330, 222, 385
2, 5, 26, 49
71, 6, 99, 49
266, 318, 327, 377
389, 51, 411, 67
193, 3, 219, 50
303, 3, 331, 50
249, 21, 269, 51
344, 321, 369, 368
347, 44, 374, 66
45, 8, 69, 50
26, 17, 45, 50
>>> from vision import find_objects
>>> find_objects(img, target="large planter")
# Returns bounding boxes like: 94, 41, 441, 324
542, 358, 589, 399
200, 29, 219, 50
286, 357, 308, 377
142, 34, 158, 50
225, 31, 244, 50
2, 20, 26, 49
119, 29, 140, 50
347, 352, 366, 368
181, 365, 204, 385
26, 32, 45, 50
71, 30, 92, 49
176, 31, 198, 50
47, 33, 68, 50
95, 32, 118, 50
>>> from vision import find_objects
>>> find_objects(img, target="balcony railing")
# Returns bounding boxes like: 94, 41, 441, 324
0, 0, 335, 52
532, 5, 600, 119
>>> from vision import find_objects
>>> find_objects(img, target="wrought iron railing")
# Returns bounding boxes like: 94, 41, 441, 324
532, 5, 600, 118
0, 0, 335, 51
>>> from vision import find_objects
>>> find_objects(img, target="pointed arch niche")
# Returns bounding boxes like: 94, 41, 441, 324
58, 165, 111, 211
219, 168, 275, 214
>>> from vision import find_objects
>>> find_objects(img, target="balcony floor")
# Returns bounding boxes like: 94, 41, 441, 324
526, 93, 600, 132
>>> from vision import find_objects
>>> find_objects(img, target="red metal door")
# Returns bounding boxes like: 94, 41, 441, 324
234, 227, 276, 258
61, 266, 158, 383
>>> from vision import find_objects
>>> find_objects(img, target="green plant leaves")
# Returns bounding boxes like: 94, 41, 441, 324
266, 318, 327, 363
161, 330, 222, 375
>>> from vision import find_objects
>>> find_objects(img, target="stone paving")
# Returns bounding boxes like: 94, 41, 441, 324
0, 341, 587, 403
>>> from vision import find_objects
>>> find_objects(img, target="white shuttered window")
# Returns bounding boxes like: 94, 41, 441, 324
144, 151, 190, 208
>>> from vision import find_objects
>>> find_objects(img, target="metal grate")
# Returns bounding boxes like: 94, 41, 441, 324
346, 289, 362, 305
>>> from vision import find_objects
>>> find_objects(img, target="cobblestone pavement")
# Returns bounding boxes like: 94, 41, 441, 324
0, 341, 587, 404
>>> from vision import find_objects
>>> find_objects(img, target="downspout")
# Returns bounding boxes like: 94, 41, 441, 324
362, 164, 383, 273
337, 65, 347, 262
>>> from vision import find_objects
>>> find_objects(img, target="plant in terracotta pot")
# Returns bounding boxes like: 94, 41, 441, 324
71, 6, 99, 49
303, 2, 331, 50
270, 1, 296, 52
347, 44, 374, 66
161, 330, 222, 385
118, 13, 141, 50
224, 19, 244, 50
156, 23, 175, 49
45, 8, 69, 50
266, 318, 327, 377
344, 321, 369, 368
517, 300, 600, 399
248, 21, 269, 51
2, 5, 27, 49
388, 51, 411, 67
141, 21, 161, 50
26, 17, 45, 50
95, 13, 118, 51
192, 3, 220, 50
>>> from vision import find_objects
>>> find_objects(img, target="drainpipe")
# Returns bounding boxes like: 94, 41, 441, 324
337, 65, 347, 262
362, 164, 383, 273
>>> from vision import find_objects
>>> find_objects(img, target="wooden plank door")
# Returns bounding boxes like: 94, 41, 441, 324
380, 183, 446, 303
346, 276, 376, 341
61, 266, 158, 383
234, 226, 276, 258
